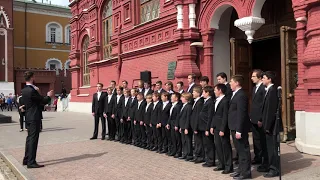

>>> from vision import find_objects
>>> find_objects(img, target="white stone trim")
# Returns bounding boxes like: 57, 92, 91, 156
210, 4, 232, 29
46, 21, 63, 43
296, 16, 307, 22
234, 16, 265, 44
0, 28, 8, 81
45, 58, 63, 70
14, 46, 70, 52
295, 111, 320, 155
188, 4, 196, 28
0, 6, 11, 28
176, 5, 183, 29
65, 25, 71, 44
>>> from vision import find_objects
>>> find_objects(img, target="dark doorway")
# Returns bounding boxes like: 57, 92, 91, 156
252, 37, 281, 86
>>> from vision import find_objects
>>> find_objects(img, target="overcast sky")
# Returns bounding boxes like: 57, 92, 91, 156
50, 0, 69, 6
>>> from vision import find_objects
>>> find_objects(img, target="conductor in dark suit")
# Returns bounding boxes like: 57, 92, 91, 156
91, 83, 107, 140
22, 71, 52, 168
250, 69, 268, 166
261, 71, 280, 178
228, 75, 252, 179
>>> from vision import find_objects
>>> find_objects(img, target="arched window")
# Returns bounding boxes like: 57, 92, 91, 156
64, 59, 71, 77
140, 0, 160, 24
65, 25, 71, 44
82, 36, 90, 86
46, 22, 63, 43
102, 0, 112, 59
45, 58, 63, 75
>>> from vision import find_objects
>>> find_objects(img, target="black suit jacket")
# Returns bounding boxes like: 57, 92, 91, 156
144, 102, 154, 124
198, 97, 214, 131
104, 94, 116, 115
113, 95, 125, 118
167, 102, 182, 127
262, 85, 278, 134
21, 85, 50, 122
178, 90, 185, 94
228, 89, 250, 134
18, 96, 26, 115
187, 84, 195, 93
178, 103, 192, 129
160, 102, 172, 125
92, 92, 107, 114
210, 96, 229, 132
190, 98, 204, 131
134, 100, 146, 122
225, 83, 233, 100
250, 84, 266, 124
151, 101, 162, 125
121, 97, 131, 119
143, 89, 153, 97
112, 88, 117, 95
128, 97, 138, 120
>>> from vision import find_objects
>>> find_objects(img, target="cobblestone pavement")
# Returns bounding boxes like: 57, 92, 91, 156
1, 111, 320, 180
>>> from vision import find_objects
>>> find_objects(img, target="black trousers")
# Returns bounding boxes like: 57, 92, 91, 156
115, 117, 120, 138
23, 120, 41, 165
202, 131, 215, 165
252, 123, 268, 164
266, 133, 280, 173
194, 132, 204, 159
93, 114, 106, 138
152, 125, 158, 148
107, 115, 116, 139
170, 127, 182, 155
165, 126, 172, 153
140, 124, 147, 145
160, 126, 169, 151
19, 113, 26, 129
146, 124, 153, 147
156, 126, 163, 150
231, 131, 251, 177
119, 119, 125, 141
181, 129, 193, 157
214, 129, 233, 171
134, 121, 141, 143
123, 119, 130, 142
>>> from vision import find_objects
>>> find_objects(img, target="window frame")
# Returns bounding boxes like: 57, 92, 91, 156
140, 0, 160, 24
82, 36, 90, 86
102, 0, 113, 60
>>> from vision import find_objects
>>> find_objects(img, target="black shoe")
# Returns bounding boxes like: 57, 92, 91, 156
230, 172, 240, 177
222, 170, 234, 174
151, 147, 158, 151
202, 163, 214, 167
160, 150, 167, 154
178, 156, 186, 160
22, 161, 27, 166
194, 159, 205, 164
185, 156, 193, 161
101, 137, 105, 140
174, 154, 181, 158
234, 160, 239, 165
257, 165, 269, 172
189, 158, 197, 162
168, 153, 175, 156
263, 171, 279, 178
27, 163, 45, 168
251, 159, 262, 165
90, 137, 97, 140
233, 175, 252, 179
213, 167, 224, 171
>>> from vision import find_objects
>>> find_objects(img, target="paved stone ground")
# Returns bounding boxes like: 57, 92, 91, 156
1, 110, 320, 180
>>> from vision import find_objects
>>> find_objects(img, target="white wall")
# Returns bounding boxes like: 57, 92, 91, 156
0, 82, 15, 96
212, 7, 233, 84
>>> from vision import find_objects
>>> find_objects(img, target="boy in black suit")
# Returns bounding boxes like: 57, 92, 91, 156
151, 92, 162, 151
104, 87, 116, 140
91, 83, 107, 140
127, 88, 138, 144
159, 92, 172, 154
179, 92, 193, 161
144, 94, 154, 150
134, 93, 146, 147
190, 86, 205, 163
166, 92, 182, 157
176, 81, 185, 94
120, 89, 131, 143
250, 69, 268, 166
216, 72, 232, 101
261, 71, 280, 178
228, 75, 252, 179
210, 84, 233, 174
156, 81, 166, 95
143, 81, 153, 98
112, 86, 124, 141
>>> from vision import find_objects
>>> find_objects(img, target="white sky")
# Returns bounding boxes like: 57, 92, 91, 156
50, 0, 69, 6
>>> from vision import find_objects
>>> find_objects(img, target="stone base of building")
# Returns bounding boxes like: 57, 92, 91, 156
295, 111, 320, 155
68, 102, 92, 114
0, 82, 15, 96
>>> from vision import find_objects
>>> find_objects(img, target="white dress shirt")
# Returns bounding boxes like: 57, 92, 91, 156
116, 94, 122, 104
192, 97, 200, 109
180, 102, 188, 112
124, 97, 129, 106
144, 88, 150, 97
137, 100, 143, 109
145, 102, 152, 112
158, 88, 163, 93
204, 96, 211, 103
187, 82, 195, 92
162, 101, 169, 110
170, 101, 178, 116
255, 82, 262, 93
215, 95, 225, 111
231, 88, 241, 100
108, 94, 113, 103
265, 84, 274, 96
179, 89, 184, 94
97, 91, 102, 100
153, 101, 159, 110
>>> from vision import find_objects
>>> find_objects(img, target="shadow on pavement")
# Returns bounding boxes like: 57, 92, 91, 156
41, 127, 75, 132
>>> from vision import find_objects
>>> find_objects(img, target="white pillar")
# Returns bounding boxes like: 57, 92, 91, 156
234, 16, 265, 44
176, 5, 183, 29
189, 4, 196, 28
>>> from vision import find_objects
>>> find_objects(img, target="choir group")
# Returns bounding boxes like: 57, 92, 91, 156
90, 70, 280, 179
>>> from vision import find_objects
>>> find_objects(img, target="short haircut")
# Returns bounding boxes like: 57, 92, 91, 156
156, 81, 162, 85
252, 69, 263, 79
216, 72, 228, 81
144, 81, 151, 85
124, 89, 131, 94
131, 88, 138, 93
214, 84, 227, 94
117, 86, 124, 91
165, 81, 173, 88
200, 76, 209, 83
146, 94, 152, 99
188, 73, 196, 80
106, 87, 112, 91
122, 80, 128, 84
262, 71, 276, 83
97, 83, 104, 87
171, 92, 181, 100
231, 75, 244, 86
177, 81, 184, 86
193, 85, 202, 94
111, 80, 116, 84
24, 71, 34, 81
161, 92, 169, 99
152, 92, 160, 99
181, 92, 192, 101
137, 92, 144, 98
203, 86, 214, 97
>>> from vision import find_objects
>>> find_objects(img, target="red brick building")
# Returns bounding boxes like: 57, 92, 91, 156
68, 0, 320, 155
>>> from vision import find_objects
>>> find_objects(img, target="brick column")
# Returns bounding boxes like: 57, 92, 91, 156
200, 29, 214, 83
